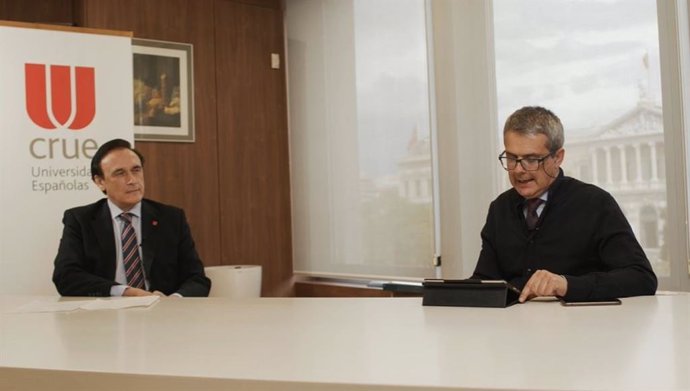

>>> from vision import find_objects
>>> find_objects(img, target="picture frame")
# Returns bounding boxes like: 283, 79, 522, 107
132, 38, 194, 142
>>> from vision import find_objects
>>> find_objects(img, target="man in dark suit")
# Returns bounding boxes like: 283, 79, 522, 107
471, 106, 656, 302
53, 139, 210, 297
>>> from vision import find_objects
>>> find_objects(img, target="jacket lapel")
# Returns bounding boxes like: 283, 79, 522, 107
141, 200, 159, 277
91, 200, 116, 279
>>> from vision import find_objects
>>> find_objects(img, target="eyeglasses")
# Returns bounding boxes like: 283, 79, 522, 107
498, 151, 553, 171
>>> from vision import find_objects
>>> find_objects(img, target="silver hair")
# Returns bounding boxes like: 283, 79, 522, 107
503, 106, 564, 152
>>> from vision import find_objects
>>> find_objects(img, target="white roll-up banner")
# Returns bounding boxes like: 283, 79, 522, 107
0, 23, 133, 294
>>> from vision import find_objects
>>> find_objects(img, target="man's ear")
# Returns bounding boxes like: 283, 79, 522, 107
553, 148, 565, 166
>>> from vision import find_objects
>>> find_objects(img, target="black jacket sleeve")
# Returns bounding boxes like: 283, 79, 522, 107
52, 208, 117, 297
470, 177, 657, 301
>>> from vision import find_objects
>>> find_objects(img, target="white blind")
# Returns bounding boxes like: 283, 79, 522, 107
286, 0, 436, 278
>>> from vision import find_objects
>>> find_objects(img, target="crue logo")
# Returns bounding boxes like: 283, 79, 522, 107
25, 63, 96, 130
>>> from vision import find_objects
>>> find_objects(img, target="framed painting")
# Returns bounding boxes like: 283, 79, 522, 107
132, 38, 194, 142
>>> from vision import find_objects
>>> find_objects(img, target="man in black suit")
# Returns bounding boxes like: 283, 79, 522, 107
471, 106, 656, 302
53, 139, 210, 297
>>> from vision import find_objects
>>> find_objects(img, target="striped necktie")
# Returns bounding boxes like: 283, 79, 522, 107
120, 213, 145, 289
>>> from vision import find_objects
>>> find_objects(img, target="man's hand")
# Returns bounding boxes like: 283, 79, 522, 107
519, 270, 568, 302
123, 287, 155, 297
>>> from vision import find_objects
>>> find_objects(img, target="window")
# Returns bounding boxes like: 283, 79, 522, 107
287, 0, 690, 290
494, 0, 672, 278
286, 0, 436, 278
640, 205, 660, 248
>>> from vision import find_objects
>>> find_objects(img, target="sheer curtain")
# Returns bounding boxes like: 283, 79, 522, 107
286, 0, 436, 278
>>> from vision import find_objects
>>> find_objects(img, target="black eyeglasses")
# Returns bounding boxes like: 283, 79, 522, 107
498, 152, 553, 171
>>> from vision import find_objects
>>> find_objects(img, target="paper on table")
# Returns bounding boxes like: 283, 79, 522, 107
80, 296, 159, 310
11, 296, 160, 313
11, 300, 85, 313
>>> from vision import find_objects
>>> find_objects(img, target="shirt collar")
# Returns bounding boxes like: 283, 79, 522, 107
106, 199, 142, 220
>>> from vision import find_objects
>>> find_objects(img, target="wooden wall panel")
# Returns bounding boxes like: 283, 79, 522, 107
215, 0, 293, 296
0, 0, 75, 25
3, 0, 293, 296
75, 0, 222, 266
230, 0, 282, 9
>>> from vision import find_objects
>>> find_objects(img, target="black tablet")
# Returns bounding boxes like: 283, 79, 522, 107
423, 279, 521, 293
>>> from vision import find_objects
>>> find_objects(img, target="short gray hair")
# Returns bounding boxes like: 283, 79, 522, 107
503, 106, 564, 152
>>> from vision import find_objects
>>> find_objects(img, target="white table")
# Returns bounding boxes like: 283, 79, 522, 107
1, 294, 689, 391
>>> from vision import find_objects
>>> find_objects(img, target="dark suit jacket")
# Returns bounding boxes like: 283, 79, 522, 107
53, 198, 211, 297
471, 169, 657, 301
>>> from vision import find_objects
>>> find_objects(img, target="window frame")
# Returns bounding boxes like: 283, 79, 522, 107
432, 0, 690, 291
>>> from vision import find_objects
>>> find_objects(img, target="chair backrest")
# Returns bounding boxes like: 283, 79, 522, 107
204, 265, 262, 298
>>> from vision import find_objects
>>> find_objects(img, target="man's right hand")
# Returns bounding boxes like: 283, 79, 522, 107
123, 287, 155, 296
519, 269, 568, 302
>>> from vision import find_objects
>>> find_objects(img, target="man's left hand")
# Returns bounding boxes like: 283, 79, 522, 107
519, 269, 568, 302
